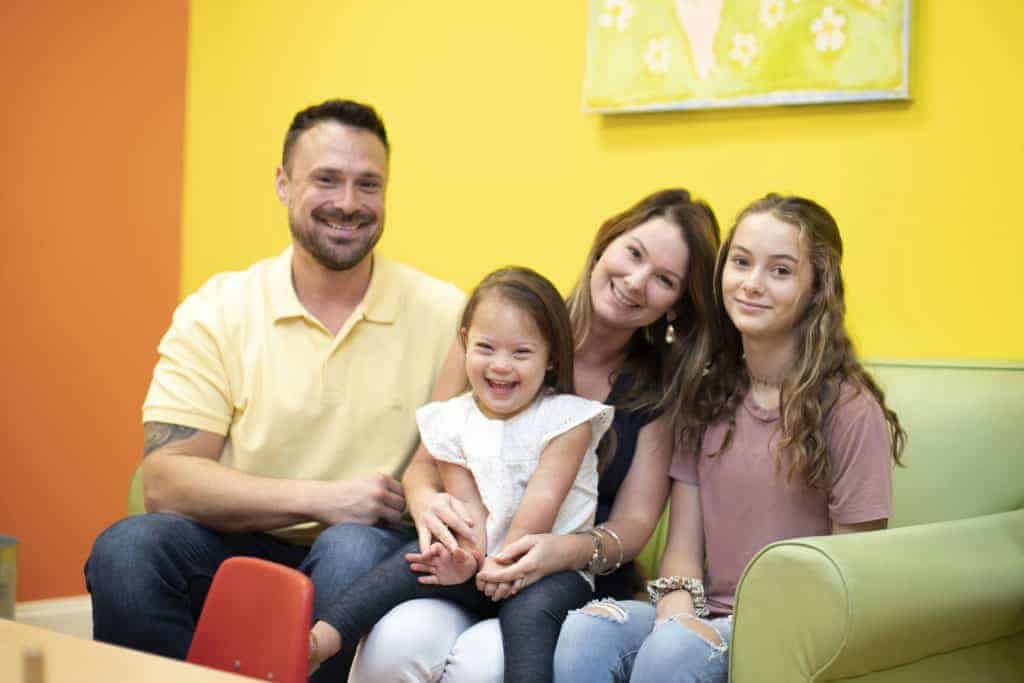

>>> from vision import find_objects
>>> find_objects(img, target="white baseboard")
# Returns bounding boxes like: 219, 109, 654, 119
15, 594, 92, 640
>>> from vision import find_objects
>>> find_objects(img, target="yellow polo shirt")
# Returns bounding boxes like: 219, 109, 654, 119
143, 248, 464, 539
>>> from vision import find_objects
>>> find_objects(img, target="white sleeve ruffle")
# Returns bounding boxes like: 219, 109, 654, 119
538, 394, 615, 455
415, 395, 469, 465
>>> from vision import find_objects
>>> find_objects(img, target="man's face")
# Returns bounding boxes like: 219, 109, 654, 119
275, 122, 388, 271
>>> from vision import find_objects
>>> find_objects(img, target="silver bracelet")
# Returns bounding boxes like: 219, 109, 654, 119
594, 525, 623, 575
582, 529, 607, 575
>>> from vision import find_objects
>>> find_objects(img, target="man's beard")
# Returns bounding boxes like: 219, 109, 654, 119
290, 208, 382, 271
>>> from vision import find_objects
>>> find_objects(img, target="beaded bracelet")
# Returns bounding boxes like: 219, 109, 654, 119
646, 576, 710, 617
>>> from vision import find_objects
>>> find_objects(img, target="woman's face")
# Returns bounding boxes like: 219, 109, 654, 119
721, 211, 815, 344
589, 216, 689, 331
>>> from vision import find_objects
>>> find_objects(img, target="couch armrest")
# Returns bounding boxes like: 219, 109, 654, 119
729, 509, 1024, 682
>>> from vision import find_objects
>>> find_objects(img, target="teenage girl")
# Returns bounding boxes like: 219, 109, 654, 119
555, 194, 906, 682
309, 266, 613, 682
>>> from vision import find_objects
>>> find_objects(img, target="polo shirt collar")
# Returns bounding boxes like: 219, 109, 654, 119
268, 247, 306, 322
360, 256, 399, 324
268, 247, 398, 324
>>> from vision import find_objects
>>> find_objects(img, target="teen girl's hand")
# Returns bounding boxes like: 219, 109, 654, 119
654, 589, 695, 624
655, 590, 724, 647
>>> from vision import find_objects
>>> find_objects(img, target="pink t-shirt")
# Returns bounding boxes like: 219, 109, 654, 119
670, 383, 893, 615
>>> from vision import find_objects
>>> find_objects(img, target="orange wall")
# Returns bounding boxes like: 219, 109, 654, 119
0, 1, 188, 600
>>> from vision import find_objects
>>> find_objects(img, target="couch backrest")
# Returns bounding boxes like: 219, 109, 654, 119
865, 360, 1024, 527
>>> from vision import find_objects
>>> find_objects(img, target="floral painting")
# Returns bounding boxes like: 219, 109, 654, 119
583, 0, 910, 112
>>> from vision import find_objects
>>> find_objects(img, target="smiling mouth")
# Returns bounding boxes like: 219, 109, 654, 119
486, 378, 518, 394
735, 298, 770, 310
312, 208, 375, 233
319, 217, 365, 232
610, 281, 641, 308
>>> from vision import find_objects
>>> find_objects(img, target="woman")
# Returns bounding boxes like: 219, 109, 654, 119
554, 194, 906, 682
349, 188, 722, 682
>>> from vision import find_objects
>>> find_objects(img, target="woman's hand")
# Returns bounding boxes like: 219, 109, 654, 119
476, 532, 588, 591
407, 489, 477, 553
475, 556, 520, 601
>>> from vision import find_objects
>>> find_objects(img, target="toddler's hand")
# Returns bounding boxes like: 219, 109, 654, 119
409, 542, 480, 585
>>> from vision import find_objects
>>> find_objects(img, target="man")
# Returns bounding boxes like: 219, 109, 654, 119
85, 99, 464, 681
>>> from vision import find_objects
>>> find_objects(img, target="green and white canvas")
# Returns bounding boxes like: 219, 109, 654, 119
583, 0, 909, 112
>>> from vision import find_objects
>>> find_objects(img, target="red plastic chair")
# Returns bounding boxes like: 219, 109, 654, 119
186, 557, 313, 683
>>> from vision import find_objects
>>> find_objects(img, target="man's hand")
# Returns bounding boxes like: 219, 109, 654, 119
312, 474, 406, 526
406, 543, 481, 585
142, 422, 405, 532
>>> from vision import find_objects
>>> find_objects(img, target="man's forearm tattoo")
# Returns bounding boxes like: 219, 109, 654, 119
143, 422, 198, 456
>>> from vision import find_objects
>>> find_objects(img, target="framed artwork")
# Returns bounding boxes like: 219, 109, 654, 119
583, 0, 910, 113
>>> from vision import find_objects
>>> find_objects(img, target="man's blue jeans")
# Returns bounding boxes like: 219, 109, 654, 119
85, 513, 411, 683
554, 599, 732, 683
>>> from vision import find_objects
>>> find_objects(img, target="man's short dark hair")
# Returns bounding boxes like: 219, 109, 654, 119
282, 99, 389, 170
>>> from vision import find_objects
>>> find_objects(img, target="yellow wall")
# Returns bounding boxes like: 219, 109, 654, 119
183, 2, 1022, 360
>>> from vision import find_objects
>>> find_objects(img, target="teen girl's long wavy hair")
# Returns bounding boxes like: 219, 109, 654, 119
684, 194, 905, 488
566, 189, 721, 448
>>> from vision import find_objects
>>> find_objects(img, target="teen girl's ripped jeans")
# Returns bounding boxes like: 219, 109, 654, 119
553, 599, 732, 683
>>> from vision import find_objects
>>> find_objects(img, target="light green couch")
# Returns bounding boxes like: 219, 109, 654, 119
727, 360, 1024, 682
129, 361, 1024, 680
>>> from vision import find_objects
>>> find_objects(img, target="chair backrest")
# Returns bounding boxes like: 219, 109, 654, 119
186, 557, 313, 683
